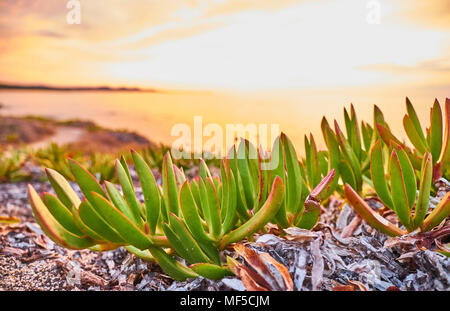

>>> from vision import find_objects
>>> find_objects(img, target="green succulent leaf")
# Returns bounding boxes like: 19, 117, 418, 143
132, 150, 161, 234
370, 140, 394, 209
90, 192, 153, 250
204, 178, 222, 239
147, 245, 198, 281
344, 184, 406, 237
375, 123, 403, 147
69, 158, 107, 203
361, 121, 374, 152
162, 222, 197, 263
78, 199, 126, 244
338, 159, 357, 191
413, 153, 433, 228
429, 99, 443, 164
374, 105, 389, 129
221, 166, 237, 234
403, 114, 427, 155
281, 133, 302, 217
227, 145, 253, 222
334, 121, 362, 191
376, 123, 423, 170
220, 176, 285, 249
119, 155, 133, 186
236, 139, 257, 209
199, 158, 212, 180
173, 165, 186, 185
321, 117, 340, 195
125, 245, 154, 261
115, 159, 144, 228
45, 168, 81, 210
179, 181, 211, 243
28, 185, 95, 249
389, 150, 413, 231
422, 191, 450, 232
104, 181, 136, 229
269, 137, 288, 227
190, 263, 233, 280
166, 213, 211, 264
295, 205, 319, 229
349, 104, 362, 160
190, 178, 202, 209
41, 193, 84, 236
71, 202, 107, 242
305, 134, 321, 188
405, 97, 428, 151
162, 152, 180, 220
392, 144, 417, 211
438, 98, 450, 175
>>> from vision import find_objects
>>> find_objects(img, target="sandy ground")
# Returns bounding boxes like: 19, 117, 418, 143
29, 127, 85, 150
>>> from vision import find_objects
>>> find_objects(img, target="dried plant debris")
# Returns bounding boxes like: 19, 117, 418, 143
227, 244, 293, 291
250, 229, 449, 291
1, 172, 449, 291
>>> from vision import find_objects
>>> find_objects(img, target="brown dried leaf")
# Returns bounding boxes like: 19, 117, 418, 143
33, 234, 49, 249
283, 227, 320, 242
259, 252, 293, 291
239, 268, 270, 291
234, 244, 275, 290
396, 251, 419, 262
348, 280, 368, 291
341, 215, 361, 238
384, 236, 416, 249
232, 244, 293, 291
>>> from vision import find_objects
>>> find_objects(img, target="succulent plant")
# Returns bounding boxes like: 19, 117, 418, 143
24, 103, 450, 281
33, 143, 81, 180
345, 140, 450, 236
228, 134, 336, 230
271, 134, 337, 229
27, 146, 286, 281
321, 104, 376, 194
0, 149, 31, 182
375, 98, 450, 181
141, 143, 220, 171
33, 143, 118, 183
160, 157, 285, 279
87, 153, 117, 183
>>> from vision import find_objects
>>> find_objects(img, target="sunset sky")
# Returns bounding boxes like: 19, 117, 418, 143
1, 0, 449, 92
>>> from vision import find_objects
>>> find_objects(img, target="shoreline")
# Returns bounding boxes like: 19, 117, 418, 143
0, 115, 153, 153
